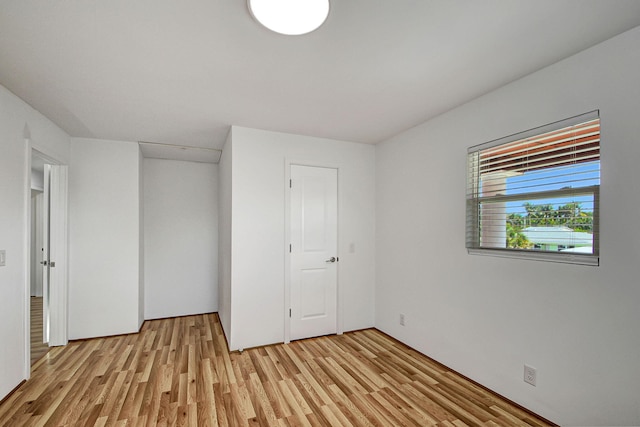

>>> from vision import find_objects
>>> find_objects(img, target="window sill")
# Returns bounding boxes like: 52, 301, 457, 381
467, 248, 599, 266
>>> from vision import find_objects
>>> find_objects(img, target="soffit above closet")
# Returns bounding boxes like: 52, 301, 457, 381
139, 142, 221, 164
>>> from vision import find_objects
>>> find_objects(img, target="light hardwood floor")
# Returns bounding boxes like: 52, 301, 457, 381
30, 297, 50, 366
1, 313, 554, 426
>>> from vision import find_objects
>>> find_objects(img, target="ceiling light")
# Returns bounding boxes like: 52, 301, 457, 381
248, 0, 330, 36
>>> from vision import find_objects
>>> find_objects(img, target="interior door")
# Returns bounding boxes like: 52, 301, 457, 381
42, 164, 68, 347
290, 165, 338, 341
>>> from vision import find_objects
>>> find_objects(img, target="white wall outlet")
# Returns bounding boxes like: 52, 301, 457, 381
399, 313, 405, 326
524, 364, 537, 386
0, 250, 5, 267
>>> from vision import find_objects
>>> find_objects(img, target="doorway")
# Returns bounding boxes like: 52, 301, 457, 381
289, 165, 338, 341
29, 177, 48, 364
28, 149, 69, 368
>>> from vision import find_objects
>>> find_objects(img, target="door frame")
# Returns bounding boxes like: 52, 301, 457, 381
24, 144, 68, 377
284, 159, 342, 344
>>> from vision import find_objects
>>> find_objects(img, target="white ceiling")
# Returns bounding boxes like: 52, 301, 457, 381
2, 1, 640, 151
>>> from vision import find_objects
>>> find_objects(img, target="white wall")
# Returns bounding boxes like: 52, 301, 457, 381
227, 127, 376, 351
144, 158, 219, 319
31, 169, 44, 191
218, 131, 233, 340
0, 84, 70, 400
30, 190, 43, 297
68, 138, 142, 339
375, 27, 640, 426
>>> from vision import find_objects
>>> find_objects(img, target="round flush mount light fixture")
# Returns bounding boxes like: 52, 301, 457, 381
248, 0, 330, 36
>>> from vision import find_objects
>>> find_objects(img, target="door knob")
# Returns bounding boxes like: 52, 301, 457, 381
40, 260, 47, 266
325, 257, 336, 263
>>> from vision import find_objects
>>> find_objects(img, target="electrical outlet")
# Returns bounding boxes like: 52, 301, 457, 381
399, 314, 405, 326
0, 250, 5, 267
524, 364, 537, 386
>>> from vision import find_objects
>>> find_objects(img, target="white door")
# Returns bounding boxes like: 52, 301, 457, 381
290, 165, 338, 341
42, 164, 68, 347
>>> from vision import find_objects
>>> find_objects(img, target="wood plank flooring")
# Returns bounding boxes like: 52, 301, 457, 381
0, 313, 554, 426
30, 297, 50, 365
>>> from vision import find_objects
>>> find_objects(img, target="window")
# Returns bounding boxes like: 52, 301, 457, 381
466, 111, 600, 265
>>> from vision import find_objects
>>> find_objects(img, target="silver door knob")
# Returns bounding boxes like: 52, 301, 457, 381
325, 257, 336, 263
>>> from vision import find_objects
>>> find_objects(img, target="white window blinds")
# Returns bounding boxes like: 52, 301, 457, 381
466, 111, 600, 265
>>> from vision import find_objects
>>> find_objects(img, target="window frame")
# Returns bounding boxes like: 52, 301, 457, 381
466, 111, 600, 266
